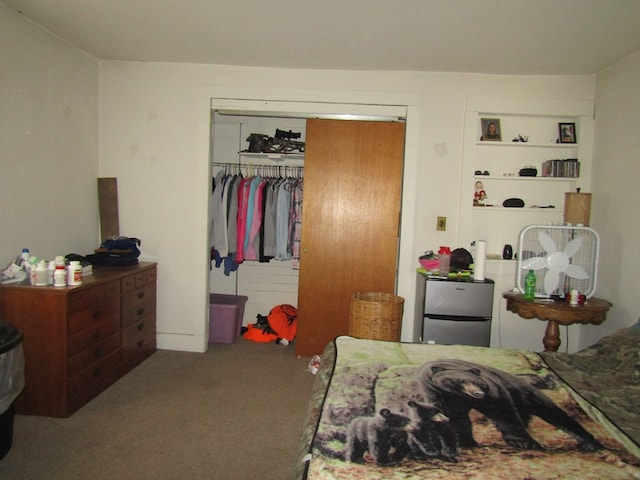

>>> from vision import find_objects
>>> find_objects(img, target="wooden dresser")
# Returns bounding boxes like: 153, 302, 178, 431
0, 262, 157, 417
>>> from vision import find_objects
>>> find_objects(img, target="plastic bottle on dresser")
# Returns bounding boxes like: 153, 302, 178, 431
67, 260, 83, 286
524, 269, 537, 301
29, 260, 45, 285
54, 264, 67, 287
47, 260, 56, 285
33, 261, 48, 286
54, 256, 65, 269
20, 248, 30, 267
438, 246, 451, 275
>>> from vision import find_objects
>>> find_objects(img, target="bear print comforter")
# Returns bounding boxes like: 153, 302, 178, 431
295, 335, 640, 480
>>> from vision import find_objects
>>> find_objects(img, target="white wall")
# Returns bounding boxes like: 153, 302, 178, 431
98, 62, 598, 352
584, 50, 640, 346
0, 5, 100, 263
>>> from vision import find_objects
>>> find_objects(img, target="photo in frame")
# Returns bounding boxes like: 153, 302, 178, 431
559, 122, 577, 144
480, 118, 501, 141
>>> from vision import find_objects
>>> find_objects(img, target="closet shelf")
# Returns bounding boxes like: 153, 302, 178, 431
239, 152, 304, 161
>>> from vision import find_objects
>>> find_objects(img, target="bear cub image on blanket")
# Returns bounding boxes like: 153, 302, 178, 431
345, 408, 414, 466
407, 400, 459, 462
418, 359, 603, 452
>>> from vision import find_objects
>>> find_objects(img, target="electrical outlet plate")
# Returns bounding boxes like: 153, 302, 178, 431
437, 216, 446, 231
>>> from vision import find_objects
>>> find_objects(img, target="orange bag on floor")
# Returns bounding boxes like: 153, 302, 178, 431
242, 304, 297, 344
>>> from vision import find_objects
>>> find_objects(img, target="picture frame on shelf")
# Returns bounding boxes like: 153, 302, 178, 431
559, 122, 577, 144
480, 118, 502, 141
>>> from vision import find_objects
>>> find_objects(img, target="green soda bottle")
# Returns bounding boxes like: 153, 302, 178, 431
524, 269, 536, 300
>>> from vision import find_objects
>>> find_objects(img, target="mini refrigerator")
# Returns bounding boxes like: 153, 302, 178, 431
416, 274, 494, 346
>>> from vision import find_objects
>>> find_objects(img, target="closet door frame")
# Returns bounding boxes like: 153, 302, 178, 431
207, 96, 421, 346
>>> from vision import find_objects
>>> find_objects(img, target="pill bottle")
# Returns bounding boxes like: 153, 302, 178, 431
54, 265, 67, 287
34, 261, 48, 286
67, 261, 83, 286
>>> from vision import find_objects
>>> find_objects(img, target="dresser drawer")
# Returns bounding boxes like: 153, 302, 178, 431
67, 280, 120, 314
121, 284, 156, 327
67, 333, 120, 378
121, 266, 156, 293
67, 351, 119, 409
67, 315, 120, 356
121, 312, 156, 358
146, 266, 157, 284
121, 274, 135, 294
68, 296, 120, 335
135, 271, 148, 288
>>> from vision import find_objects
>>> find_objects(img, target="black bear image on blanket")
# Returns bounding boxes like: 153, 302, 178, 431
417, 359, 603, 452
407, 400, 459, 462
344, 408, 413, 466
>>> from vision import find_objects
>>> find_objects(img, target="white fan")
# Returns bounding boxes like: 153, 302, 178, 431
516, 225, 599, 298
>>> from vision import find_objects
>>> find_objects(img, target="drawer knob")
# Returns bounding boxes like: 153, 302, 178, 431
93, 367, 102, 378
92, 311, 102, 320
137, 308, 145, 316
93, 347, 102, 358
93, 330, 101, 340
137, 322, 144, 331
137, 339, 144, 348
137, 292, 145, 299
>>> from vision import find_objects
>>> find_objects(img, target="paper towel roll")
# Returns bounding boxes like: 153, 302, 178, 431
474, 240, 487, 281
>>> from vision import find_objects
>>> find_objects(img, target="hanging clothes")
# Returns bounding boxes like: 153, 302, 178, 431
290, 179, 303, 269
209, 162, 303, 271
235, 176, 252, 263
210, 170, 229, 258
245, 177, 267, 261
275, 179, 293, 260
259, 178, 278, 262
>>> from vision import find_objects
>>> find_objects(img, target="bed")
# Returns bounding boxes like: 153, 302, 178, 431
294, 324, 640, 479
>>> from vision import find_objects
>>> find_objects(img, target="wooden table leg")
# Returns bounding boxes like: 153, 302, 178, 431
543, 320, 561, 352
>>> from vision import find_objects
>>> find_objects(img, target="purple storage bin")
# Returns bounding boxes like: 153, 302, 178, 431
208, 294, 248, 344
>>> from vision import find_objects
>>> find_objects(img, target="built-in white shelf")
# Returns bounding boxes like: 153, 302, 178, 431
476, 141, 579, 148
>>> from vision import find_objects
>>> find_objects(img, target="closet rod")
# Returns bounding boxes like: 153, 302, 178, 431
212, 162, 304, 178
211, 161, 304, 168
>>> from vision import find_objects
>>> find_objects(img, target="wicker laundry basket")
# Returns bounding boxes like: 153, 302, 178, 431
348, 292, 404, 341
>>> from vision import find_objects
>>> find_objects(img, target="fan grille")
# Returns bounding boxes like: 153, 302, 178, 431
516, 225, 599, 298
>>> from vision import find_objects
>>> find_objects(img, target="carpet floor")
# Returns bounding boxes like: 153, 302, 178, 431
0, 339, 316, 480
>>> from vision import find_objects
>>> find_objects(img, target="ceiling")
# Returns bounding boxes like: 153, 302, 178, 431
4, 0, 640, 75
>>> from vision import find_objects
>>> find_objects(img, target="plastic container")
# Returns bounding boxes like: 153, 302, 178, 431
524, 269, 537, 300
0, 320, 25, 461
438, 246, 451, 274
54, 266, 66, 287
67, 261, 82, 286
208, 294, 248, 344
19, 249, 29, 268
47, 261, 56, 285
33, 262, 48, 286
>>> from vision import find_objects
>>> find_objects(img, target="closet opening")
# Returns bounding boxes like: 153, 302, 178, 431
209, 111, 307, 331
207, 100, 409, 354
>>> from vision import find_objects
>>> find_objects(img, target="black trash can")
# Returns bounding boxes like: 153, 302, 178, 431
0, 319, 25, 460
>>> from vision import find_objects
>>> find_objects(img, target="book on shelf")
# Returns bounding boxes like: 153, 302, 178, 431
541, 158, 580, 178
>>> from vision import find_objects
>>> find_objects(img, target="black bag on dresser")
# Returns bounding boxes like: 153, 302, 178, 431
84, 237, 141, 266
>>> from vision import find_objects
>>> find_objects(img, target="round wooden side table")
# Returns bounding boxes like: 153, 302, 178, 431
503, 292, 612, 352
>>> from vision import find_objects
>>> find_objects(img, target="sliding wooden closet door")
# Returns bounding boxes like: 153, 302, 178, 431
295, 119, 405, 357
